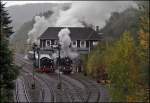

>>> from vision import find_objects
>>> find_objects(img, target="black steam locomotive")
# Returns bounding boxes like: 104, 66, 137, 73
36, 56, 73, 74
30, 51, 73, 74
36, 57, 55, 73
57, 56, 73, 74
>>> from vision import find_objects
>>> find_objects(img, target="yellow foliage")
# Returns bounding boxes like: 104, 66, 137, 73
127, 95, 137, 102
139, 29, 149, 49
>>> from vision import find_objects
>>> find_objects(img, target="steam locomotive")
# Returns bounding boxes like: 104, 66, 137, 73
38, 57, 55, 73
28, 51, 73, 74
34, 54, 55, 73
37, 56, 73, 74
57, 56, 73, 74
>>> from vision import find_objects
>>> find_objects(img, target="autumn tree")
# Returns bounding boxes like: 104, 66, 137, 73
86, 42, 108, 78
85, 31, 145, 102
83, 1, 149, 102
137, 1, 149, 102
104, 32, 142, 102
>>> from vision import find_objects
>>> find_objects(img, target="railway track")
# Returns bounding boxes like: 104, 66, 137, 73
14, 54, 55, 102
68, 74, 101, 102
14, 53, 102, 102
39, 73, 72, 102
59, 74, 85, 102
15, 76, 30, 102
35, 74, 55, 102
48, 73, 81, 102
62, 80, 83, 102
20, 69, 46, 102
47, 72, 99, 102
15, 54, 83, 102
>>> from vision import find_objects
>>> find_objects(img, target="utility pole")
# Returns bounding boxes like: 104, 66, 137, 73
57, 43, 62, 89
32, 43, 37, 89
37, 47, 40, 69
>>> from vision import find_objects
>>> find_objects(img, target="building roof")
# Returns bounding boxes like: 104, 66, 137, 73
39, 27, 102, 40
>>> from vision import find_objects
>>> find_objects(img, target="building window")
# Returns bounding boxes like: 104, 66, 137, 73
77, 40, 80, 48
51, 40, 54, 45
73, 41, 76, 45
43, 40, 46, 47
40, 40, 42, 48
72, 41, 77, 47
86, 41, 89, 48
80, 41, 85, 48
54, 40, 57, 45
46, 40, 51, 46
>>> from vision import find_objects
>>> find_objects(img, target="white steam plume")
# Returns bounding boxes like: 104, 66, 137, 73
58, 28, 71, 48
27, 4, 67, 45
27, 1, 137, 45
55, 1, 137, 28
27, 16, 49, 44
58, 28, 78, 59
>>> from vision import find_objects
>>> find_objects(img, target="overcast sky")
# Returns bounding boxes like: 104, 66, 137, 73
2, 1, 137, 7
2, 1, 71, 7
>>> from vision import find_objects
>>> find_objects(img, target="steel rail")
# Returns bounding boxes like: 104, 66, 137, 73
15, 54, 55, 102
68, 74, 101, 103
60, 75, 85, 102
15, 76, 31, 103
21, 76, 31, 103
15, 79, 19, 102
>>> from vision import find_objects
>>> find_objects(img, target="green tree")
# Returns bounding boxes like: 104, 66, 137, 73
0, 2, 19, 102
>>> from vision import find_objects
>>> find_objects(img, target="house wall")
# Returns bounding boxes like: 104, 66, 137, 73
40, 39, 99, 54
40, 40, 46, 48
40, 39, 57, 48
